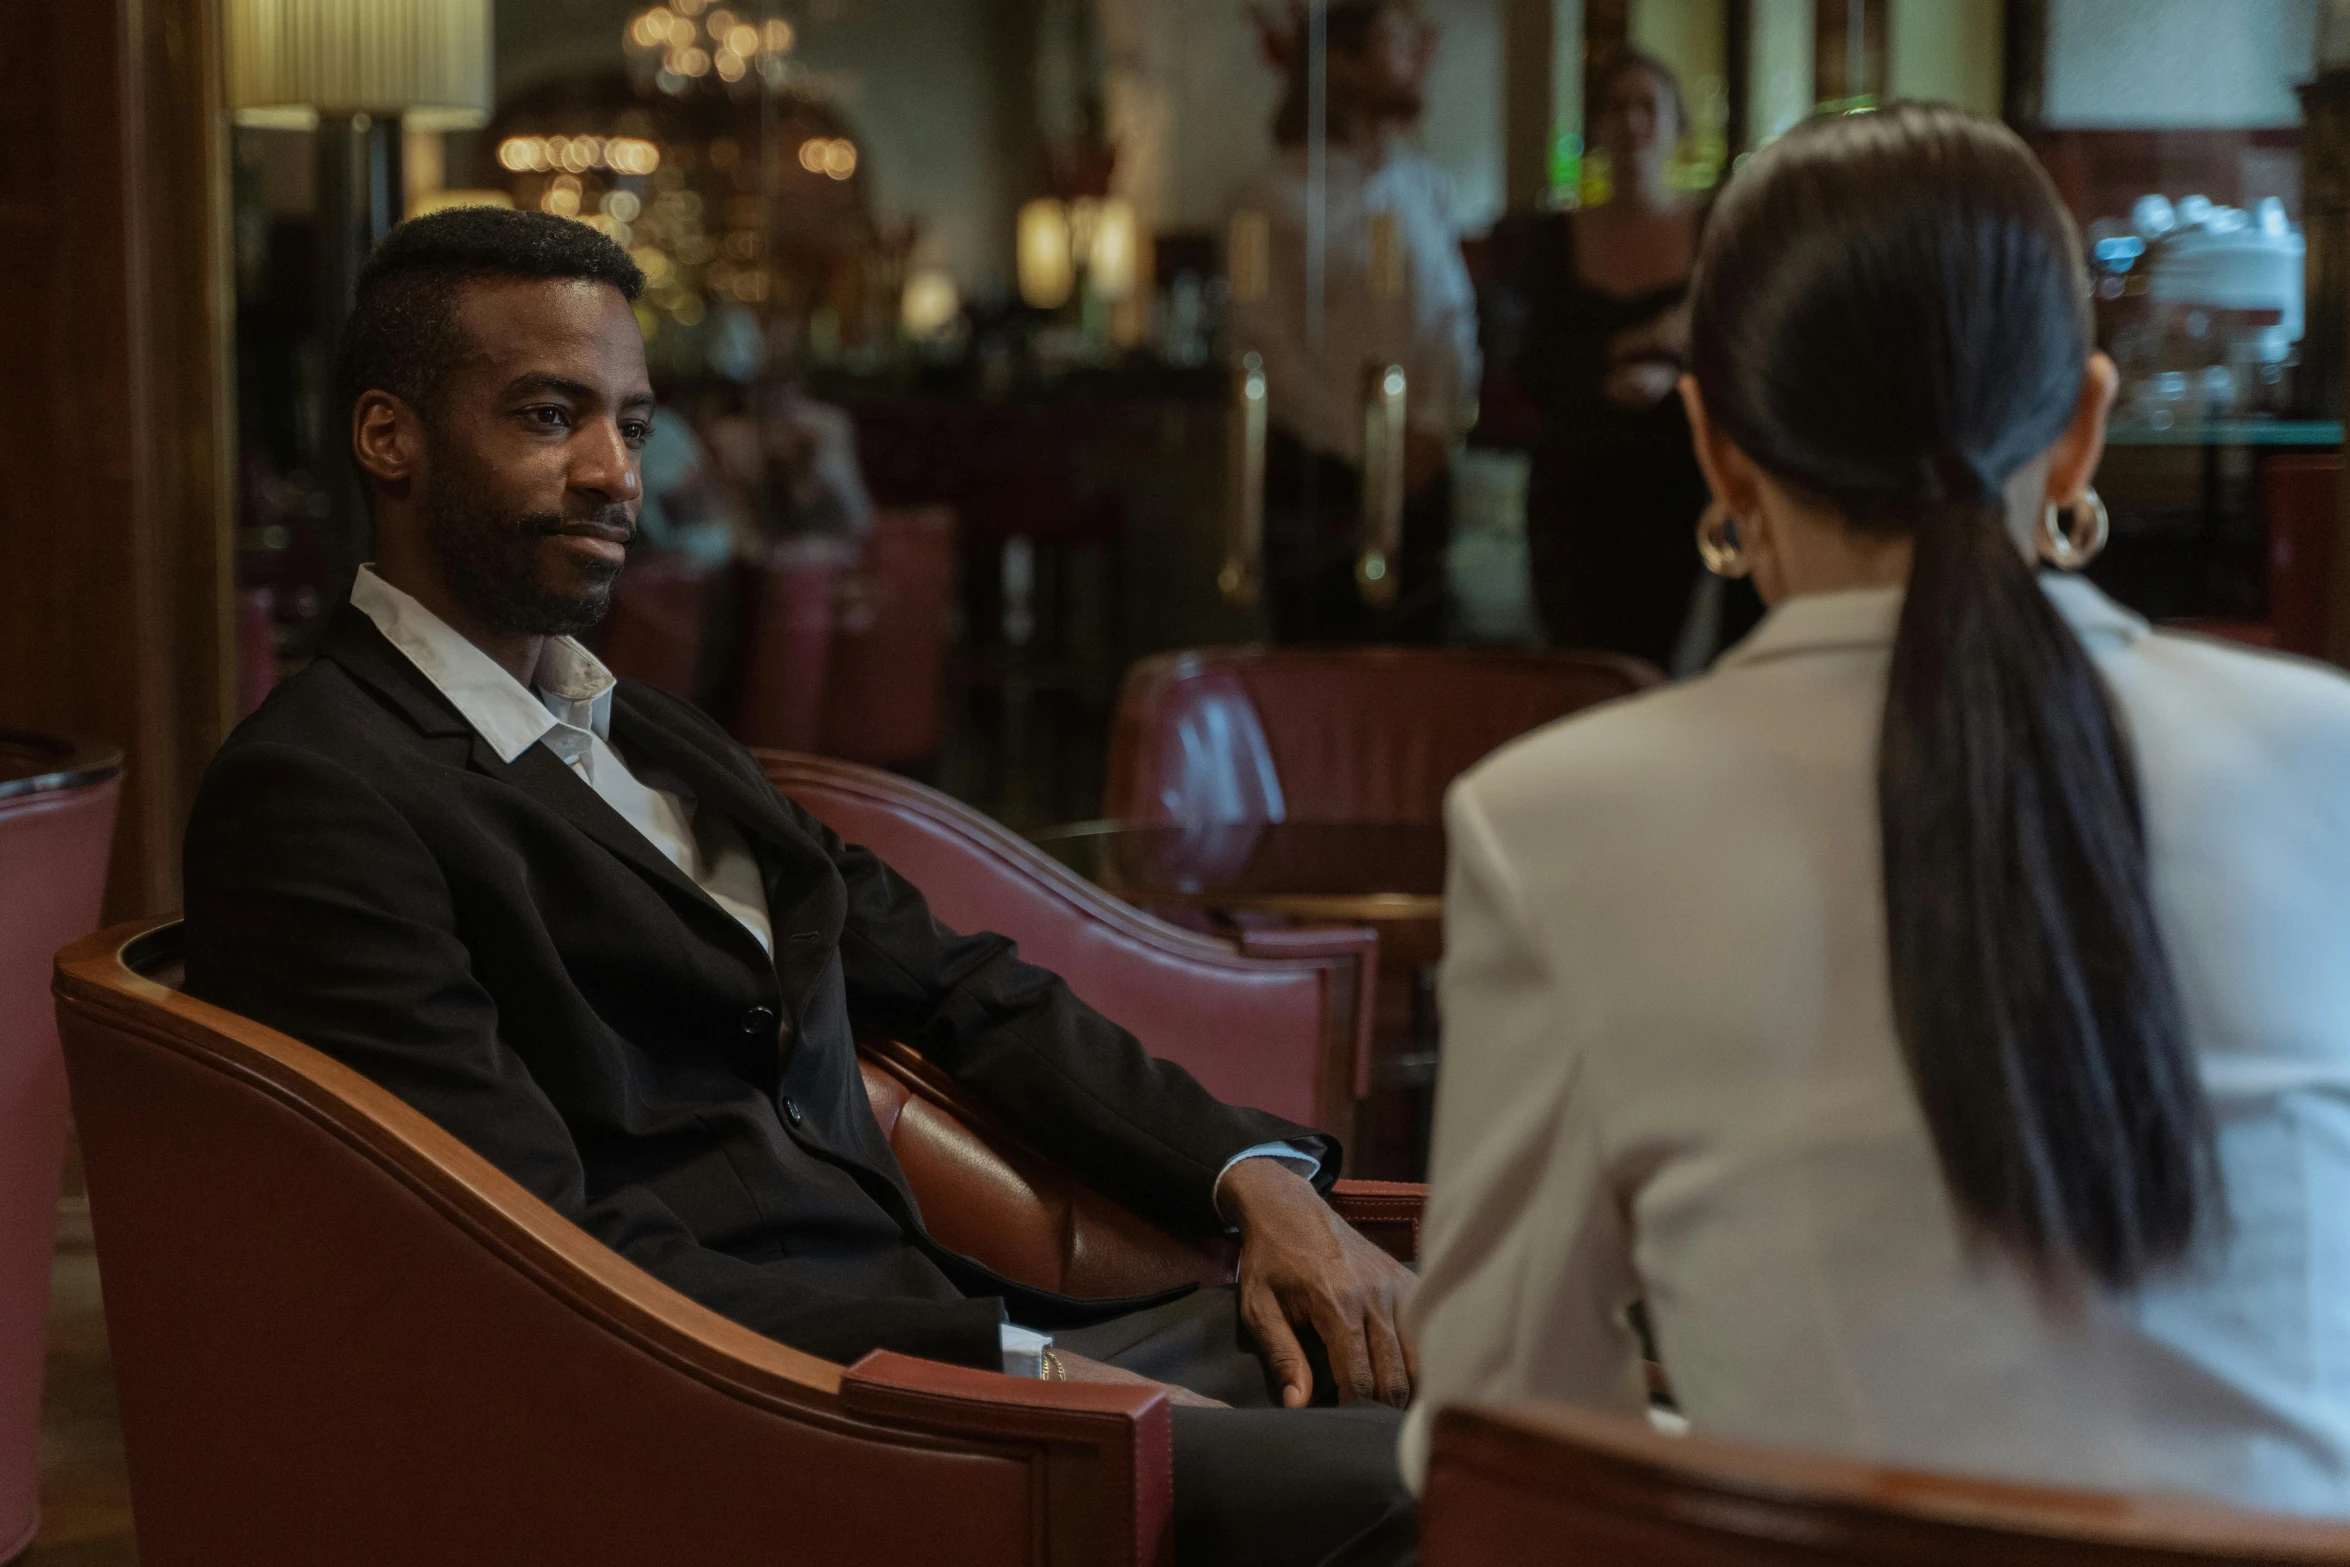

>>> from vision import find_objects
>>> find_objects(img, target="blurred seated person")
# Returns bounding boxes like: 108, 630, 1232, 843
1231, 0, 1479, 644
1406, 106, 2350, 1516
182, 209, 1417, 1567
632, 414, 747, 568
705, 384, 877, 549
1503, 49, 1760, 669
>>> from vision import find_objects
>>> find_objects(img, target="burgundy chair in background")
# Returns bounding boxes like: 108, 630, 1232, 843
1104, 646, 1662, 827
1421, 1399, 2350, 1567
761, 751, 1375, 1136
0, 733, 120, 1561
1104, 646, 1661, 1176
53, 919, 1418, 1566
821, 507, 957, 768
598, 555, 724, 704
732, 547, 838, 753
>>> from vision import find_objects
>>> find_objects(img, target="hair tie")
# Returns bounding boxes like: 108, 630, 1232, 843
1919, 450, 1996, 509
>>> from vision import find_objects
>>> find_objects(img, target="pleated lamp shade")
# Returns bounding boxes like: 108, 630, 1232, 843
228, 0, 492, 130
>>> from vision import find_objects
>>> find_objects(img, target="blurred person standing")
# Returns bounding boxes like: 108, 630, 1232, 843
1510, 50, 1761, 668
1231, 0, 1480, 644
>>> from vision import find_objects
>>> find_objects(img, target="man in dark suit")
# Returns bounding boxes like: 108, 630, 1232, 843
183, 209, 1416, 1565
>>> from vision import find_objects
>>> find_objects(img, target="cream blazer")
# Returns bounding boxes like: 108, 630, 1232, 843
1404, 576, 2350, 1516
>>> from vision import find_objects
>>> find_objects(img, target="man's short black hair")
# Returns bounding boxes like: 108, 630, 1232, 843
334, 206, 646, 442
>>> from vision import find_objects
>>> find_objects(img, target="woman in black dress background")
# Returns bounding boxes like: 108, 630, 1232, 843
1513, 51, 1762, 667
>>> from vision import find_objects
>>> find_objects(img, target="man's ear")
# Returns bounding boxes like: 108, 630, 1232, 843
351, 390, 423, 498
1679, 375, 1762, 520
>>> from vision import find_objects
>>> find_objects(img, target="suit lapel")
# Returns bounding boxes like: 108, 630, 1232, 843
609, 687, 848, 945
322, 606, 771, 964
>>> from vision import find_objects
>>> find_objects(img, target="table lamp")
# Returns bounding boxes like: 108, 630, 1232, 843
226, 0, 493, 617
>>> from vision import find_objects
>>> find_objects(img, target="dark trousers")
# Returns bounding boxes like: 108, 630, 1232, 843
1053, 1286, 1418, 1567
1263, 431, 1450, 646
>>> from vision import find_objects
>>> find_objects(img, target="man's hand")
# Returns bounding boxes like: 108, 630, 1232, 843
1046, 1350, 1227, 1409
1221, 1160, 1417, 1409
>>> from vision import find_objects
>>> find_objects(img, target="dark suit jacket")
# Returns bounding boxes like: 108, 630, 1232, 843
183, 606, 1334, 1370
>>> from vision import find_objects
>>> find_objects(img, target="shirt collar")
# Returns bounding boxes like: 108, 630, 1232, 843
348, 565, 617, 763
1715, 573, 2149, 672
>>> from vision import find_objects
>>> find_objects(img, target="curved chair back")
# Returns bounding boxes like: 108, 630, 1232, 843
1422, 1402, 2350, 1567
1106, 646, 1661, 825
0, 733, 119, 1561
761, 752, 1376, 1134
53, 920, 1183, 1567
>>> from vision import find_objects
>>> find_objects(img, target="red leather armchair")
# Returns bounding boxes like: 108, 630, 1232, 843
53, 919, 1418, 1567
0, 733, 119, 1562
762, 752, 1376, 1136
1422, 1401, 2350, 1567
1105, 646, 1661, 826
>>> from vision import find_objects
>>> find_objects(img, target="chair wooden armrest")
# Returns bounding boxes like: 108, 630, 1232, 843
843, 1352, 1173, 1567
1422, 1400, 2350, 1567
1326, 1180, 1423, 1265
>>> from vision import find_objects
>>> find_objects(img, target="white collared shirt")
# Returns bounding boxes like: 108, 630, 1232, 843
1407, 575, 2350, 1513
349, 566, 1313, 1372
350, 567, 774, 954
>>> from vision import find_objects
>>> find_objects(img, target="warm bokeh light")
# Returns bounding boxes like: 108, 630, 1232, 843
761, 18, 793, 53
821, 140, 857, 179
706, 7, 737, 37
498, 134, 660, 177
629, 7, 671, 47
715, 50, 746, 81
607, 137, 660, 174
726, 23, 759, 55
541, 181, 581, 217
797, 139, 825, 174
601, 189, 642, 221
901, 268, 962, 339
1088, 197, 1140, 301
1017, 198, 1074, 310
674, 46, 710, 77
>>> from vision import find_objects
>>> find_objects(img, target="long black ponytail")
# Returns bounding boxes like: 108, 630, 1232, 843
1688, 104, 2217, 1289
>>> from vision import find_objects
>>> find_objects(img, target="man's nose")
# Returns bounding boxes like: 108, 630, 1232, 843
572, 420, 640, 502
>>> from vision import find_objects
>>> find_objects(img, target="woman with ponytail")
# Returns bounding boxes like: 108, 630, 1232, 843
1403, 103, 2350, 1514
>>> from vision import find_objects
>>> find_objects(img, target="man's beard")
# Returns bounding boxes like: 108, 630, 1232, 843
418, 446, 633, 638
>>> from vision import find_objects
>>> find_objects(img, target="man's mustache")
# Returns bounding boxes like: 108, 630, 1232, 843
524, 508, 637, 547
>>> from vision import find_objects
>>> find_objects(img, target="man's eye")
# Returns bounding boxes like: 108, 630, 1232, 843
622, 421, 652, 445
523, 405, 572, 428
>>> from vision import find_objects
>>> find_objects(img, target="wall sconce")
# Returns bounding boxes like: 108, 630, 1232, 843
1018, 195, 1140, 311
1018, 198, 1076, 309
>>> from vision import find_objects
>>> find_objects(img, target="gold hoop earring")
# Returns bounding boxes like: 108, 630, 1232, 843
1696, 503, 1752, 579
2038, 488, 2110, 571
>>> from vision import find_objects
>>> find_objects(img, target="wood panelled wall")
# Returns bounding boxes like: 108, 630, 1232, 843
0, 0, 237, 917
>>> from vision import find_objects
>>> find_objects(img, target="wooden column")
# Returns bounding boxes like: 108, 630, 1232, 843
2302, 69, 2350, 667
0, 0, 237, 917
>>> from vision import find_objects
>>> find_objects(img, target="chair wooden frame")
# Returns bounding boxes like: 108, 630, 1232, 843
1423, 1401, 2350, 1567
53, 919, 1418, 1566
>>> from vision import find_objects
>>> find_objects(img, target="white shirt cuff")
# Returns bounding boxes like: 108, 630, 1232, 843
1000, 1321, 1054, 1379
1211, 1141, 1323, 1225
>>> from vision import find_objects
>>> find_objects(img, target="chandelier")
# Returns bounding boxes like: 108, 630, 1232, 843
624, 0, 796, 93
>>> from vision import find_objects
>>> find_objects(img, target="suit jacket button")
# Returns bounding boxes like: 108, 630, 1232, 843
741, 1005, 778, 1036
782, 1097, 803, 1126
